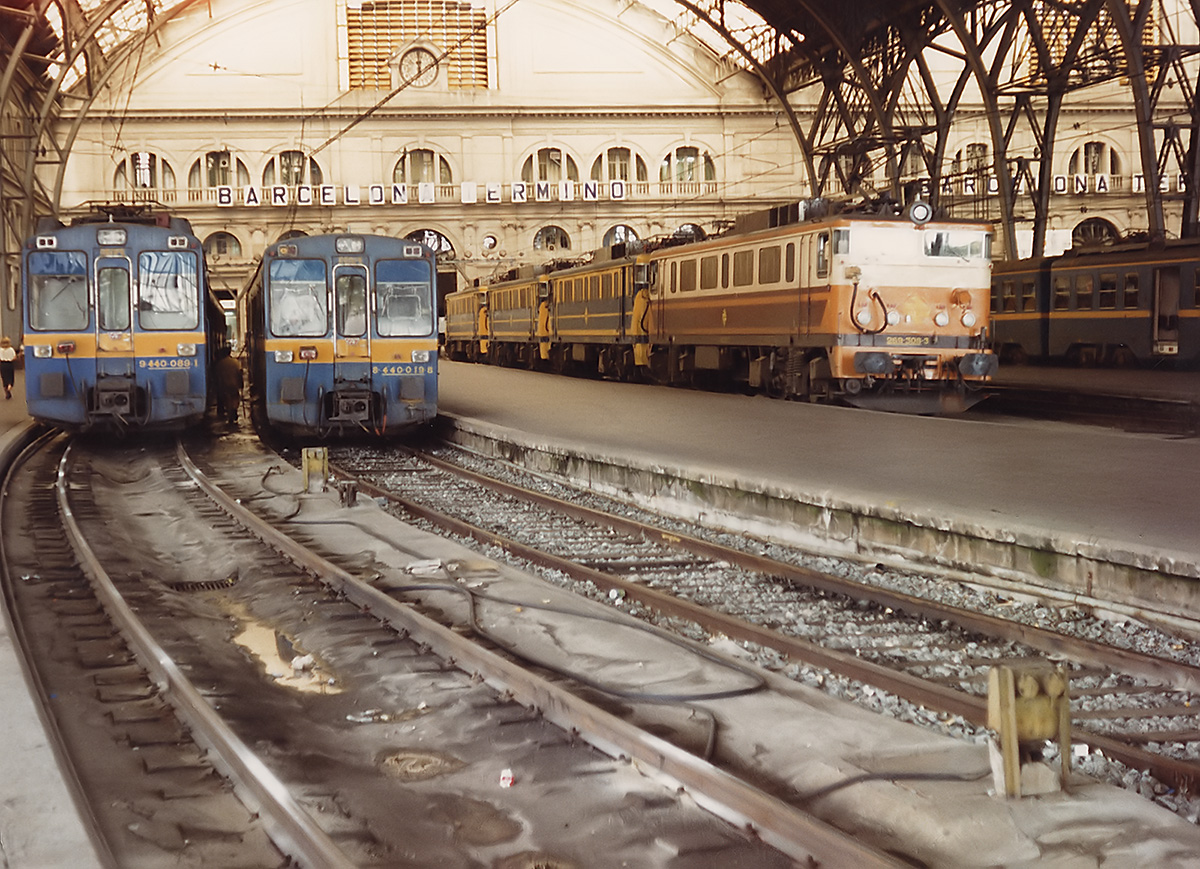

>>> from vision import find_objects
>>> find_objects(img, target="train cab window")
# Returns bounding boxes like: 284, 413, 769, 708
336, 269, 368, 337
1076, 274, 1094, 310
679, 259, 697, 292
28, 251, 89, 331
138, 251, 199, 330
733, 250, 754, 286
376, 258, 432, 336
759, 246, 781, 283
721, 253, 730, 288
785, 243, 796, 283
1124, 273, 1140, 308
1053, 276, 1071, 311
1021, 279, 1037, 312
1000, 280, 1017, 313
98, 266, 131, 331
832, 230, 850, 255
700, 255, 718, 290
816, 233, 830, 278
269, 258, 328, 337
1098, 273, 1117, 309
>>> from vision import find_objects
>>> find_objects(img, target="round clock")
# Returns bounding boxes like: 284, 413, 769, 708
399, 48, 438, 87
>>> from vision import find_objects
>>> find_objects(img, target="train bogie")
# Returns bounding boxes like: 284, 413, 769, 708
21, 212, 223, 432
244, 234, 438, 438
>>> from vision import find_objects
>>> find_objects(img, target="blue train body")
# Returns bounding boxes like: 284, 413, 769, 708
21, 211, 224, 432
242, 234, 438, 437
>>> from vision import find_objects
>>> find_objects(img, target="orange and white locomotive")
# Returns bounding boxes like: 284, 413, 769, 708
445, 201, 997, 413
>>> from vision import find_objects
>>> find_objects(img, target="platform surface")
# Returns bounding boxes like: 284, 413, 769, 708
437, 361, 1200, 566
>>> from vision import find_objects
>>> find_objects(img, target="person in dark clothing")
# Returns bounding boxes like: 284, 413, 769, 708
213, 345, 243, 424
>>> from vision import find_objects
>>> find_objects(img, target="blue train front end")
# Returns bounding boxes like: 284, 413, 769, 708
22, 220, 211, 431
253, 235, 438, 437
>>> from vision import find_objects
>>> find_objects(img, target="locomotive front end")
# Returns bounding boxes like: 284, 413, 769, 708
259, 235, 437, 437
22, 222, 209, 431
831, 218, 997, 413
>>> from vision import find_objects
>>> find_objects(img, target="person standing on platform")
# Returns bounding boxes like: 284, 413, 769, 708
0, 337, 16, 400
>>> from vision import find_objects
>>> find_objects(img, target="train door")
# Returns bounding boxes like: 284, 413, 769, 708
332, 264, 371, 421
94, 254, 136, 418
1153, 266, 1181, 356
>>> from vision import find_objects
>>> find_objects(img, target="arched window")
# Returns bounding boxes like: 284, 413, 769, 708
262, 150, 323, 186
278, 229, 308, 242
522, 148, 578, 184
1069, 141, 1121, 176
674, 223, 706, 242
406, 228, 455, 259
114, 152, 175, 194
659, 147, 715, 183
590, 148, 647, 183
603, 225, 639, 246
203, 232, 242, 259
533, 226, 570, 251
394, 149, 453, 184
1072, 217, 1119, 247
897, 142, 930, 178
189, 151, 250, 191
952, 143, 989, 177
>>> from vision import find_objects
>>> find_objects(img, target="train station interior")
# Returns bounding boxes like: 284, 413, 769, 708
5, 3, 1200, 868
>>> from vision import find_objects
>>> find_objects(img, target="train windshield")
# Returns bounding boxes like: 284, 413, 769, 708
138, 251, 200, 330
269, 259, 328, 337
28, 250, 89, 331
375, 259, 433, 337
923, 230, 990, 260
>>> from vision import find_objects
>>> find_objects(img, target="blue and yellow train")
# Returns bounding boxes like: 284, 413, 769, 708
21, 207, 225, 431
241, 233, 438, 437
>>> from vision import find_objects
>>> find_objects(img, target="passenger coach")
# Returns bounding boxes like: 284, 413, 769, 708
21, 209, 223, 431
242, 234, 438, 437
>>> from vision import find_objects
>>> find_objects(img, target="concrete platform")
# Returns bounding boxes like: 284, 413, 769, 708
0, 371, 106, 869
435, 360, 1200, 635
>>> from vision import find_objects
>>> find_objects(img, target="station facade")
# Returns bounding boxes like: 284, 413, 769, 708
34, 0, 1198, 309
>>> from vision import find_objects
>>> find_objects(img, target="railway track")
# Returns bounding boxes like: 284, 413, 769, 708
329, 441, 1200, 812
1, 431, 893, 868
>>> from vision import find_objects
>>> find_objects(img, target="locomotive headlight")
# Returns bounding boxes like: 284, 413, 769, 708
854, 308, 873, 327
335, 236, 365, 254
32, 345, 52, 358
298, 346, 318, 360
933, 311, 950, 327
96, 228, 126, 246
886, 310, 901, 326
411, 350, 431, 363
961, 310, 977, 328
274, 350, 294, 363
177, 343, 197, 357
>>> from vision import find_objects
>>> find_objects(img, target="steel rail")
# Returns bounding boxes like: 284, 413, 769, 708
0, 427, 114, 868
55, 442, 356, 869
175, 443, 904, 868
338, 449, 1200, 796
411, 449, 1200, 695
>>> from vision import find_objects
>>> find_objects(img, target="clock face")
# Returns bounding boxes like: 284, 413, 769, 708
400, 48, 438, 87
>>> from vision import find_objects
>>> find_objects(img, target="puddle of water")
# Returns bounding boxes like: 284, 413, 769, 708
232, 620, 342, 694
